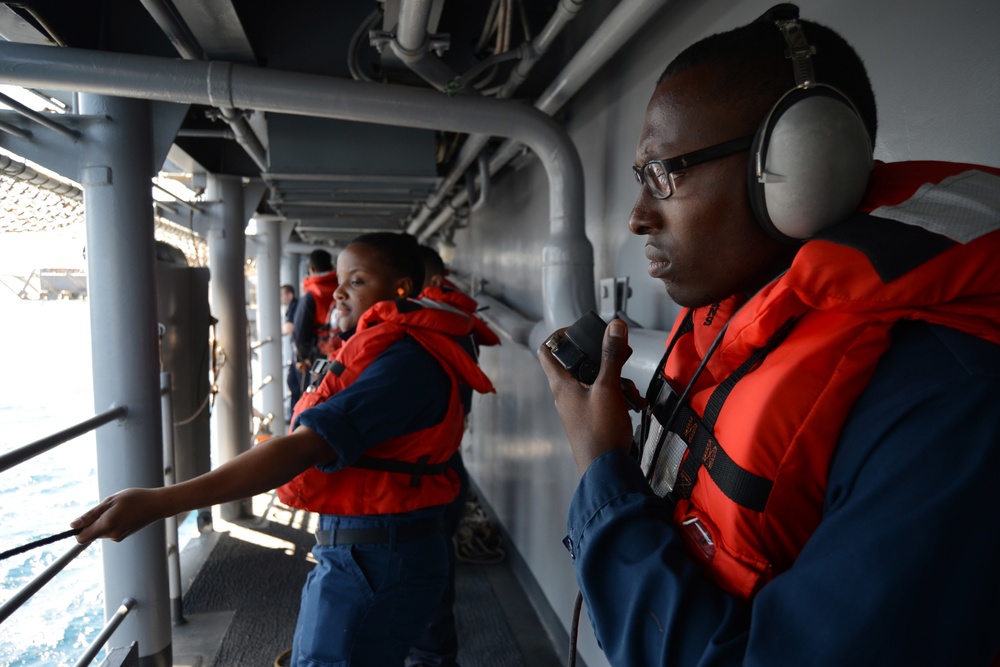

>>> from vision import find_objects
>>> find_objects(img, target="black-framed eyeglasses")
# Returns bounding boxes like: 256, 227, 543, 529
632, 135, 754, 200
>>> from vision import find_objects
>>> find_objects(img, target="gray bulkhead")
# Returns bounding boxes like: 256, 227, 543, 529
451, 2, 999, 665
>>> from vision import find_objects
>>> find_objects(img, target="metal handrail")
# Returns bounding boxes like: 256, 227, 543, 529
251, 374, 273, 396
0, 402, 163, 664
0, 541, 88, 623
0, 118, 32, 140
0, 404, 131, 629
0, 405, 128, 474
72, 597, 136, 667
0, 90, 80, 140
250, 336, 273, 350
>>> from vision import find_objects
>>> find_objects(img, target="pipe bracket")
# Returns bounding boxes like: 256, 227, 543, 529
206, 60, 234, 110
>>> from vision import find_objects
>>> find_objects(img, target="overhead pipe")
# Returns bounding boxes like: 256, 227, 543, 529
468, 151, 490, 213
140, 0, 268, 172
414, 0, 670, 242
385, 0, 460, 93
217, 106, 267, 171
495, 0, 584, 99
395, 0, 437, 54
176, 128, 237, 140
490, 0, 673, 171
138, 0, 206, 60
416, 0, 676, 365
0, 40, 595, 339
347, 7, 382, 83
406, 0, 586, 236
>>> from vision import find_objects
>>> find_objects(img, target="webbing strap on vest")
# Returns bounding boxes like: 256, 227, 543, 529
645, 316, 798, 511
669, 402, 774, 511
353, 454, 451, 487
638, 310, 695, 448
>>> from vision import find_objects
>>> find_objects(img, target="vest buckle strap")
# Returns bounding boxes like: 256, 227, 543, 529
668, 402, 774, 512
310, 358, 333, 376
353, 454, 451, 487
640, 383, 688, 497
641, 383, 774, 512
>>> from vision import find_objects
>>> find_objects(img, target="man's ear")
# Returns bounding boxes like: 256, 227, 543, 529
428, 274, 444, 288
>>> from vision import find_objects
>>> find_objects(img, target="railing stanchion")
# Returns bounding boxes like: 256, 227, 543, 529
160, 372, 186, 626
72, 597, 137, 667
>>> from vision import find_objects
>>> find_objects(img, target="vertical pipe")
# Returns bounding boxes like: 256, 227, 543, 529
205, 174, 253, 520
395, 0, 436, 52
280, 252, 301, 291
280, 252, 301, 422
255, 215, 285, 433
80, 93, 171, 667
159, 372, 185, 626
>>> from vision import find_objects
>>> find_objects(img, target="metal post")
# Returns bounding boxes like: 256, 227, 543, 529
205, 174, 253, 520
280, 252, 301, 292
80, 93, 171, 667
159, 373, 184, 626
255, 215, 285, 432
279, 252, 300, 422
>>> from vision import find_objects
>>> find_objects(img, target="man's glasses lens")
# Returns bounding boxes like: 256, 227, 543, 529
633, 162, 673, 199
632, 135, 754, 201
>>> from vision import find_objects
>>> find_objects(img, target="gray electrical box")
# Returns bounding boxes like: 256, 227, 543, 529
156, 260, 212, 484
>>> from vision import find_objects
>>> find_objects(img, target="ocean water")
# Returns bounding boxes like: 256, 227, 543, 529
0, 294, 203, 666
0, 296, 106, 667
0, 290, 240, 666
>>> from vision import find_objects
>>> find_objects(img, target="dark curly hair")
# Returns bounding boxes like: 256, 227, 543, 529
308, 248, 333, 273
349, 232, 425, 296
659, 12, 877, 147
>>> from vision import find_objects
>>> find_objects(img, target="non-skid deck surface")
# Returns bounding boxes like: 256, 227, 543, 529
178, 494, 561, 666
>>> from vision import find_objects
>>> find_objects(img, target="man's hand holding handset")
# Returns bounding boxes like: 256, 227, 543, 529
538, 312, 645, 476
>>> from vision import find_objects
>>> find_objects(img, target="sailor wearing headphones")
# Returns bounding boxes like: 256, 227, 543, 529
539, 5, 1000, 666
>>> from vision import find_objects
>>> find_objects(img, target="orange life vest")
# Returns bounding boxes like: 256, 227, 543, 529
301, 271, 340, 357
278, 298, 495, 515
641, 162, 1000, 600
419, 285, 501, 348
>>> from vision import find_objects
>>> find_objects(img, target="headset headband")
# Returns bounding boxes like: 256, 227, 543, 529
775, 19, 816, 86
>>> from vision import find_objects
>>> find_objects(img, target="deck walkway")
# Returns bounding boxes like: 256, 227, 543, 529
172, 491, 565, 667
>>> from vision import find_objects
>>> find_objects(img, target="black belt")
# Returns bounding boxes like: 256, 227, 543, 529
314, 519, 440, 546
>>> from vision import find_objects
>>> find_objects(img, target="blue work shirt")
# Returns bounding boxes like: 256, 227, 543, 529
291, 292, 315, 359
566, 321, 1000, 666
295, 335, 451, 473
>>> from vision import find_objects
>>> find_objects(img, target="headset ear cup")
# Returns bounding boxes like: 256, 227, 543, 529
750, 85, 873, 241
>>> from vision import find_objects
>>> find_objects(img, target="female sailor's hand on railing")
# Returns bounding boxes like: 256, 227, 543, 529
71, 488, 166, 543
538, 319, 644, 476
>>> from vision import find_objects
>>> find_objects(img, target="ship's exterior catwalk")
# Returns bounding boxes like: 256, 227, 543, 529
174, 491, 562, 667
